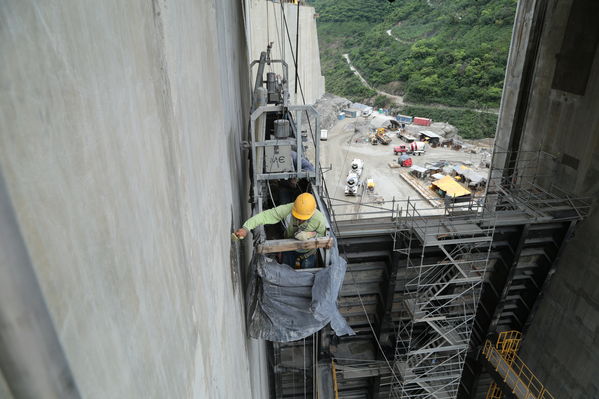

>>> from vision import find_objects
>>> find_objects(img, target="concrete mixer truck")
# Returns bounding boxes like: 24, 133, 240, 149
344, 172, 361, 196
344, 159, 364, 196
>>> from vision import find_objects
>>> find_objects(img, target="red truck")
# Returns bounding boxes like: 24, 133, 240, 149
393, 142, 426, 155
393, 145, 408, 155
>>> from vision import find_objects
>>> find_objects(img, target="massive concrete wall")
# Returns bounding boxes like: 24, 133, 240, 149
0, 0, 267, 398
494, 0, 599, 397
248, 0, 325, 105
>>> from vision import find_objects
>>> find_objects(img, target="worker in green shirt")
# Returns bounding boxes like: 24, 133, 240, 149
234, 193, 327, 269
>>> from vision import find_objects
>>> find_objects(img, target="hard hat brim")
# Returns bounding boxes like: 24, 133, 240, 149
292, 208, 314, 220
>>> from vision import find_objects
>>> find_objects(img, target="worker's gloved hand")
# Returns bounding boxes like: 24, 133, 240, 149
233, 227, 248, 240
295, 231, 317, 241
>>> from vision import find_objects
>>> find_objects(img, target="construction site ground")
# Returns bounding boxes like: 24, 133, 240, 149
320, 117, 491, 219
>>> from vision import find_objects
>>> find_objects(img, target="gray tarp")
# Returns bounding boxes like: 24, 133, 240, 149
247, 240, 355, 342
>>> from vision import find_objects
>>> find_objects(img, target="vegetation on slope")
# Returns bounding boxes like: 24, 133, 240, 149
311, 0, 516, 137
398, 106, 498, 139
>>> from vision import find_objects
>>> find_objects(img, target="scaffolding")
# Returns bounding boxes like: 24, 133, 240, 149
317, 146, 593, 398
390, 197, 496, 399
385, 149, 591, 398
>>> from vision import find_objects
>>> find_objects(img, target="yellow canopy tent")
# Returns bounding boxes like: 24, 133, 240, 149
432, 175, 471, 198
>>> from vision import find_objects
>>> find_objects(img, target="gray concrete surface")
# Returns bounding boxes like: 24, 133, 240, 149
0, 0, 267, 398
494, 0, 599, 397
248, 0, 325, 105
0, 168, 80, 399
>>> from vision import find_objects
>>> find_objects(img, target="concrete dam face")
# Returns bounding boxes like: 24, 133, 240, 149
0, 0, 324, 397
4, 0, 598, 398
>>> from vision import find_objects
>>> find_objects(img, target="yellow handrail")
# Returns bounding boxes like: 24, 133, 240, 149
331, 359, 339, 399
483, 337, 555, 399
486, 331, 522, 399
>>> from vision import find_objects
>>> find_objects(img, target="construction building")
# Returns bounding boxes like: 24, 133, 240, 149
1, 1, 598, 399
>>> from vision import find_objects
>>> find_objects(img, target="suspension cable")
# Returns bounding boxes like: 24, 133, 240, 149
273, 0, 402, 390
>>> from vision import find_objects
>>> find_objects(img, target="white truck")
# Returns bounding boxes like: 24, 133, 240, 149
344, 159, 365, 196
344, 172, 361, 196
350, 159, 364, 176
408, 141, 426, 156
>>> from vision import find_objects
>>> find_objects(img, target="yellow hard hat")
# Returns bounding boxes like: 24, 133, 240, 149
292, 193, 317, 220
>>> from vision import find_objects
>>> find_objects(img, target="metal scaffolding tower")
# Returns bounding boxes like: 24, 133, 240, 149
391, 198, 496, 399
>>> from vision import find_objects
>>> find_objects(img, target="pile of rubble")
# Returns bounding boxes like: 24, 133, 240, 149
313, 93, 352, 130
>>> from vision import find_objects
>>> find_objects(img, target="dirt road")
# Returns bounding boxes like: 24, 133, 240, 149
341, 52, 499, 115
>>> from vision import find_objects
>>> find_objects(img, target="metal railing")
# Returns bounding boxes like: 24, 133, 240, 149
482, 334, 554, 399
485, 331, 521, 399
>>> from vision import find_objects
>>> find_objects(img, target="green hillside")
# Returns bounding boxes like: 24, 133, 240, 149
312, 0, 517, 110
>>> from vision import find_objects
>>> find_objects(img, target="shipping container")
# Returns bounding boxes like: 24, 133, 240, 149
396, 114, 413, 123
343, 109, 358, 118
413, 117, 432, 126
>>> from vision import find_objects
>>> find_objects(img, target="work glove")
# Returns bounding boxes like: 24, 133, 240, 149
295, 231, 317, 241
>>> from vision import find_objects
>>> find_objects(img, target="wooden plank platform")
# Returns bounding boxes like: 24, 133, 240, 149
256, 237, 333, 254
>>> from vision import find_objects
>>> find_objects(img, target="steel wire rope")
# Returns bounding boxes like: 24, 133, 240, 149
303, 338, 307, 399
266, 0, 269, 48
277, 2, 403, 390
316, 125, 402, 387
294, 0, 300, 95
284, 30, 349, 200
271, 1, 284, 69
313, 116, 404, 387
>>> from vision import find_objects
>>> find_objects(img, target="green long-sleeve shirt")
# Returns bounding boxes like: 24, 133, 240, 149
242, 203, 327, 238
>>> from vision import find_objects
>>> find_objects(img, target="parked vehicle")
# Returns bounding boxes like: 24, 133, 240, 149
375, 128, 392, 145
350, 159, 364, 177
344, 172, 360, 196
394, 142, 425, 155
366, 178, 375, 192
394, 145, 408, 155
398, 154, 413, 167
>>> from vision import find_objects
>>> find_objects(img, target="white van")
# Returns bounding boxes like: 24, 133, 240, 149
320, 129, 328, 141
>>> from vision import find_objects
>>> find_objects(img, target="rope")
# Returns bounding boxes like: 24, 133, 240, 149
294, 0, 300, 94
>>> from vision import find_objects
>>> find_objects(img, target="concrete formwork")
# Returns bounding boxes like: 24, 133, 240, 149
0, 0, 266, 398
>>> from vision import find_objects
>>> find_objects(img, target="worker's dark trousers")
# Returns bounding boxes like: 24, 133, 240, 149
282, 251, 316, 269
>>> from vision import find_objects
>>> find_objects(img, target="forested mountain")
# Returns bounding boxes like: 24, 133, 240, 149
312, 0, 517, 109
